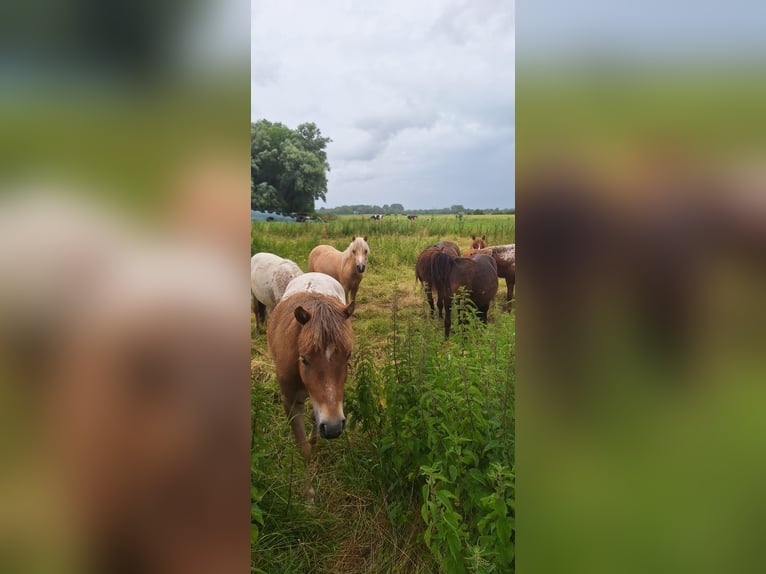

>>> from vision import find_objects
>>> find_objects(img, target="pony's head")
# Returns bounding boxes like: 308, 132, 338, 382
294, 298, 355, 439
471, 235, 487, 250
349, 236, 369, 274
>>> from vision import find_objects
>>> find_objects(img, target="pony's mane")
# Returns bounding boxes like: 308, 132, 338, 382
346, 237, 367, 252
342, 236, 368, 263
465, 247, 492, 257
297, 297, 352, 354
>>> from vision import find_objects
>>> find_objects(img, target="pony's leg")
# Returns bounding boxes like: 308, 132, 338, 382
283, 398, 311, 462
256, 301, 267, 333
308, 411, 318, 446
506, 276, 515, 312
282, 397, 315, 502
444, 296, 453, 338
437, 292, 444, 319
350, 274, 361, 303
425, 284, 435, 317
251, 293, 256, 336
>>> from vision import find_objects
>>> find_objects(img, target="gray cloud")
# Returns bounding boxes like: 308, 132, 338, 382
251, 60, 279, 86
430, 0, 515, 46
252, 0, 515, 209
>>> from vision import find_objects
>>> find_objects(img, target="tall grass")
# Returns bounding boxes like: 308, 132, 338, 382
251, 215, 515, 269
347, 301, 515, 573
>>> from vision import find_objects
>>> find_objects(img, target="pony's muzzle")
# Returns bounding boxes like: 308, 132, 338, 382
318, 417, 345, 439
356, 263, 366, 273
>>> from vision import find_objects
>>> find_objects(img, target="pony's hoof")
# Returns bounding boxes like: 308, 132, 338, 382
304, 486, 316, 505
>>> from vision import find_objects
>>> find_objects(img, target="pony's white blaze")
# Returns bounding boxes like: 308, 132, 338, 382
325, 343, 335, 360
347, 236, 370, 272
313, 400, 344, 425
282, 272, 346, 303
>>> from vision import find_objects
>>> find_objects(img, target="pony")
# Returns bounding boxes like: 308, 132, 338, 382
407, 214, 418, 221
250, 252, 303, 333
282, 272, 346, 304
466, 243, 516, 308
470, 235, 487, 249
308, 236, 370, 303
431, 252, 499, 337
267, 275, 355, 502
415, 241, 461, 318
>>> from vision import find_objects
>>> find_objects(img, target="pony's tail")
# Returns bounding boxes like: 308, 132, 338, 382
431, 252, 455, 306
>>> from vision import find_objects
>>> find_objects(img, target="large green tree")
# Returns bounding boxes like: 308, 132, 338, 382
251, 120, 331, 213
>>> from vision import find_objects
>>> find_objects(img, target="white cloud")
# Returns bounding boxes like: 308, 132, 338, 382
252, 0, 515, 209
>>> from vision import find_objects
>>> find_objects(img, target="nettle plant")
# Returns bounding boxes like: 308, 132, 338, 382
347, 299, 515, 573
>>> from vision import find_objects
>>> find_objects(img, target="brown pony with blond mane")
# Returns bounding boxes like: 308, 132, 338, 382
308, 236, 370, 303
267, 281, 355, 501
431, 252, 499, 337
416, 240, 461, 318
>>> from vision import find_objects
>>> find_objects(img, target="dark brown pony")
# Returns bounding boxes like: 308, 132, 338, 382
267, 288, 355, 501
466, 243, 516, 309
431, 252, 499, 337
415, 240, 461, 317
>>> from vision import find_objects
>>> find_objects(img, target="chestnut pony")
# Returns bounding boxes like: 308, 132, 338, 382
267, 274, 355, 501
415, 240, 461, 318
431, 252, 498, 337
308, 236, 370, 303
470, 235, 487, 249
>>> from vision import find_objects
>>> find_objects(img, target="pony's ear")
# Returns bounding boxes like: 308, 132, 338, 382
472, 235, 476, 239
294, 306, 311, 325
351, 236, 356, 241
343, 301, 356, 318
363, 236, 367, 242
482, 235, 486, 241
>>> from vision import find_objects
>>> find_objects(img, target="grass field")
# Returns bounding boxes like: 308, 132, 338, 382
251, 215, 515, 573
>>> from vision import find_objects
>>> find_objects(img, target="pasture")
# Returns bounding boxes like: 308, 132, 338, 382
251, 214, 515, 573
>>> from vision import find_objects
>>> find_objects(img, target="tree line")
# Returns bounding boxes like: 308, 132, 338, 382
318, 205, 515, 216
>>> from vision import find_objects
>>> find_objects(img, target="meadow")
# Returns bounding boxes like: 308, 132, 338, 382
251, 214, 515, 573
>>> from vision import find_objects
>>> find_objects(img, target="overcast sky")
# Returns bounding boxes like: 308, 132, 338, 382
251, 0, 515, 210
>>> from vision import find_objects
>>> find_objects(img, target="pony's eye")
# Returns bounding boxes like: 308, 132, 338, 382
300, 355, 309, 366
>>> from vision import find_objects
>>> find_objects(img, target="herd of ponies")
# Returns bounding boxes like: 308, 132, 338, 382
251, 234, 515, 501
